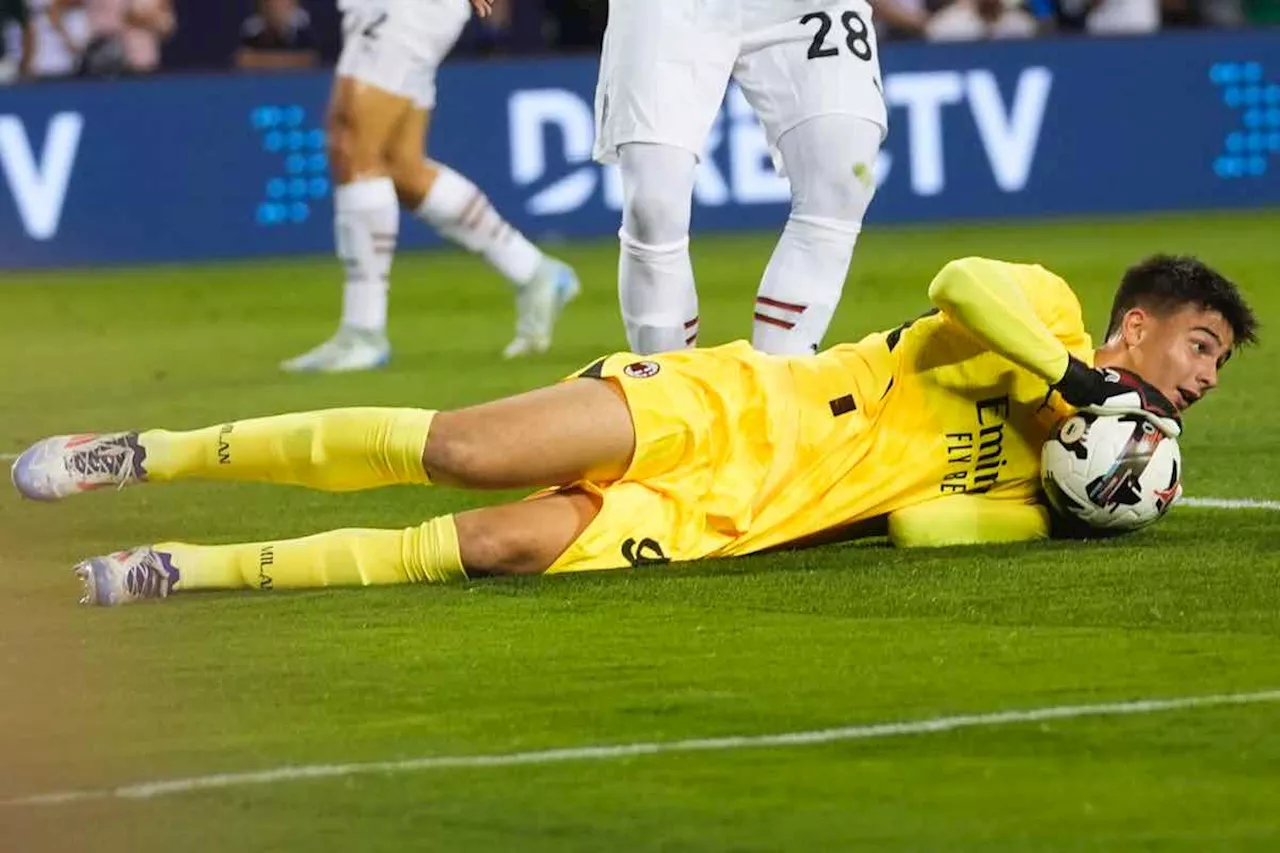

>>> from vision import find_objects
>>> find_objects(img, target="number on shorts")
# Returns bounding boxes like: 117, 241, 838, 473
361, 11, 388, 40
800, 12, 838, 60
800, 10, 873, 62
840, 11, 873, 60
342, 10, 387, 41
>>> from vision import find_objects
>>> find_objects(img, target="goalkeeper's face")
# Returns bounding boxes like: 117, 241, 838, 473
1120, 304, 1235, 411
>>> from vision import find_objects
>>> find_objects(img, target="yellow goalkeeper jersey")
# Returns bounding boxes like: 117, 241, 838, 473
733, 259, 1093, 554
550, 258, 1096, 573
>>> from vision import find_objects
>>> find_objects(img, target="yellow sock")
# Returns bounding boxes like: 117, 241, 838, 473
158, 515, 465, 591
139, 408, 435, 490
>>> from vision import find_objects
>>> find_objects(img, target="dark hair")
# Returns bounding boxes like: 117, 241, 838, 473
1105, 255, 1259, 348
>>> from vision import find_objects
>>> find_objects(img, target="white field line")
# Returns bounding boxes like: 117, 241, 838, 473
5, 689, 1280, 808
1180, 497, 1280, 511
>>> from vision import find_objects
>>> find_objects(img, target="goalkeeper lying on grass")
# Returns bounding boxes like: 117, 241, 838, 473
11, 256, 1257, 606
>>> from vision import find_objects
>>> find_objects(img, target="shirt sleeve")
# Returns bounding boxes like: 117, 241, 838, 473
926, 256, 1091, 385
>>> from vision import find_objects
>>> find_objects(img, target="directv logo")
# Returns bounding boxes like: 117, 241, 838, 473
506, 68, 1054, 217
507, 85, 796, 216
0, 111, 81, 241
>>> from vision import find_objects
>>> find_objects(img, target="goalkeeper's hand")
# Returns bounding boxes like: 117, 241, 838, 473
1051, 357, 1183, 438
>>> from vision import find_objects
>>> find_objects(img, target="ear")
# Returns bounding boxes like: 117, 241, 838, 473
1120, 307, 1150, 348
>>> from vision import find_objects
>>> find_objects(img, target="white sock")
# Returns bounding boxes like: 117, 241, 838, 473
335, 177, 399, 333
752, 214, 860, 355
618, 231, 699, 354
414, 164, 542, 286
616, 143, 700, 355
752, 114, 881, 355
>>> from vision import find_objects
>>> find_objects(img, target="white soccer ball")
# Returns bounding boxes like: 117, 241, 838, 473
1041, 412, 1182, 532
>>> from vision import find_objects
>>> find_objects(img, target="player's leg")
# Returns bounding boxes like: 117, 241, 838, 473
593, 0, 738, 354
55, 348, 737, 606
281, 8, 415, 373
282, 81, 406, 372
425, 378, 636, 488
384, 107, 580, 359
750, 114, 882, 354
616, 143, 701, 354
387, 109, 545, 291
72, 489, 601, 606
733, 7, 888, 354
10, 379, 636, 499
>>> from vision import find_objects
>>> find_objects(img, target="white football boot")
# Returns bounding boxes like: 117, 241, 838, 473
280, 326, 391, 373
11, 432, 146, 502
503, 257, 581, 359
75, 546, 180, 606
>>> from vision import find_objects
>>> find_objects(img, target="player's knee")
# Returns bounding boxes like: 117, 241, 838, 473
792, 164, 870, 225
325, 121, 359, 183
621, 183, 690, 246
782, 116, 880, 224
422, 415, 496, 488
326, 111, 382, 183
457, 516, 539, 576
386, 155, 432, 207
383, 138, 420, 182
384, 151, 413, 185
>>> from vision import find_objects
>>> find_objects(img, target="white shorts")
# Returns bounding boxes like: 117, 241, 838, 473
592, 0, 888, 168
335, 0, 471, 110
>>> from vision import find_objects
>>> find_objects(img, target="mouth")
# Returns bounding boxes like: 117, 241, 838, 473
1176, 388, 1201, 408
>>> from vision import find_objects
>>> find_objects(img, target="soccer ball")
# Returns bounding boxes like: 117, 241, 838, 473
1041, 412, 1182, 532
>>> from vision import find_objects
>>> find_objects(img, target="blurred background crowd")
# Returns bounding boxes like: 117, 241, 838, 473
1, 0, 1278, 84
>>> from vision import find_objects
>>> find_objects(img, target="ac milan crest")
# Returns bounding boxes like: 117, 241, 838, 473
623, 361, 661, 379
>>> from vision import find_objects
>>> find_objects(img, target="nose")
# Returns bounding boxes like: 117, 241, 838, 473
1198, 361, 1219, 393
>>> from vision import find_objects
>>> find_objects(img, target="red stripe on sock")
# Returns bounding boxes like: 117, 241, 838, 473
457, 192, 483, 228
684, 317, 699, 330
756, 295, 807, 313
754, 312, 795, 330
464, 199, 492, 231
684, 333, 698, 346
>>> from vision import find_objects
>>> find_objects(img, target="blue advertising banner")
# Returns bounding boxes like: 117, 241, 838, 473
1, 30, 1278, 269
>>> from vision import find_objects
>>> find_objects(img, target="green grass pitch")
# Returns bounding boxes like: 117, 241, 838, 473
2, 211, 1279, 851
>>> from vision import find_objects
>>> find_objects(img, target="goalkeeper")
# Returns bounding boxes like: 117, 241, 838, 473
11, 256, 1257, 606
